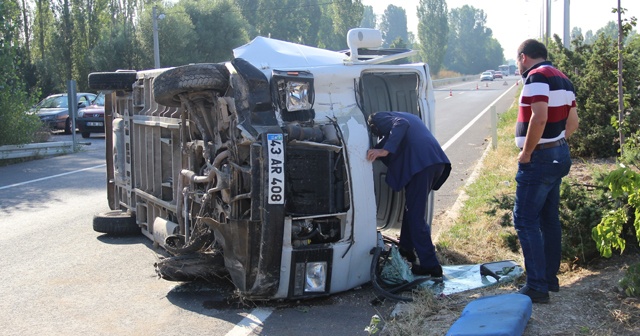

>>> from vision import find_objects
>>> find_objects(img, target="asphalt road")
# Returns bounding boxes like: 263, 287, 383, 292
0, 77, 520, 336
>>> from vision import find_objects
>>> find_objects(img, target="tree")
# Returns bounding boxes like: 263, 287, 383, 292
444, 5, 502, 74
317, 0, 363, 50
570, 27, 582, 47
596, 21, 620, 41
235, 0, 259, 35
0, 0, 40, 146
51, 0, 74, 85
180, 0, 250, 63
136, 3, 196, 69
417, 0, 448, 75
31, 0, 56, 95
360, 5, 376, 29
584, 30, 595, 44
379, 5, 408, 47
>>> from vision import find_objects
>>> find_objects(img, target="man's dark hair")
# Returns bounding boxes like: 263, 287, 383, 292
367, 113, 381, 137
517, 39, 547, 60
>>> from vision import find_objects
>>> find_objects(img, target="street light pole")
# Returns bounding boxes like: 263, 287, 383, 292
153, 5, 160, 68
545, 0, 551, 46
563, 0, 570, 48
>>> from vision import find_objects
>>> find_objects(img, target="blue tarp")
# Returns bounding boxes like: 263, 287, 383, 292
381, 246, 524, 296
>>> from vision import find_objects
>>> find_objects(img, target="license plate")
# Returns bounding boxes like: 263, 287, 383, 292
87, 122, 103, 127
267, 133, 284, 204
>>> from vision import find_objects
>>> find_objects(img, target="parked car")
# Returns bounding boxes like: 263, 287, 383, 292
77, 92, 105, 138
480, 72, 494, 81
493, 71, 503, 79
32, 93, 96, 134
88, 28, 439, 301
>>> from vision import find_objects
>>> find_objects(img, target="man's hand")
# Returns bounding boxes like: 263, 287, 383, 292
518, 150, 532, 164
367, 149, 389, 162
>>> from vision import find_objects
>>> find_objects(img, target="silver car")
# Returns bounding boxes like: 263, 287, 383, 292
480, 72, 494, 81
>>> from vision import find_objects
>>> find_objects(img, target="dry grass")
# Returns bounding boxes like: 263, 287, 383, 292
434, 101, 522, 266
433, 70, 464, 80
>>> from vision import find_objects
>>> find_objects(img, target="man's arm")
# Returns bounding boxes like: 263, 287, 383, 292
382, 117, 409, 154
519, 101, 548, 163
565, 107, 579, 138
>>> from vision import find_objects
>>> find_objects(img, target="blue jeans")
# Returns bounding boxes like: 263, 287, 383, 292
513, 143, 571, 293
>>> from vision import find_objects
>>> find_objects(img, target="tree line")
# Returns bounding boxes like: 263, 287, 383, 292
3, 0, 507, 102
2, 0, 637, 149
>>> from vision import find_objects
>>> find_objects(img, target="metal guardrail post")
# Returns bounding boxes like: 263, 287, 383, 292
491, 105, 498, 150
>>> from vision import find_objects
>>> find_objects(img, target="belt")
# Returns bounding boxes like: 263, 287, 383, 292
533, 138, 567, 151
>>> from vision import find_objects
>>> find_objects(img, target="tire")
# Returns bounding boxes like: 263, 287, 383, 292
88, 71, 137, 91
93, 210, 140, 235
81, 132, 90, 138
153, 63, 229, 107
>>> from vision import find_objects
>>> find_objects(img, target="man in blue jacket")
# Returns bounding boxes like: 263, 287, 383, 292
366, 111, 451, 277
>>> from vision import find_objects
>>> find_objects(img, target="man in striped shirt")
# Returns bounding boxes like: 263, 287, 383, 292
513, 39, 579, 303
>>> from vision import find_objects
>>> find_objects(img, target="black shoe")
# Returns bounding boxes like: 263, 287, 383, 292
519, 283, 559, 293
398, 247, 417, 263
518, 285, 550, 303
411, 264, 443, 278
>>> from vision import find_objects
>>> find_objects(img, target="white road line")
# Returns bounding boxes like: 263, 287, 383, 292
0, 164, 106, 191
441, 83, 517, 151
225, 308, 273, 336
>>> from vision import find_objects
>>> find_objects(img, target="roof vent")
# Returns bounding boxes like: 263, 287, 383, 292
347, 28, 382, 62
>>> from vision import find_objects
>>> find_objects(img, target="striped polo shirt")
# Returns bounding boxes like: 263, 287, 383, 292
515, 61, 576, 148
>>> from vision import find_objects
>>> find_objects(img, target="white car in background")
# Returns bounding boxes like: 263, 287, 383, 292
480, 72, 494, 81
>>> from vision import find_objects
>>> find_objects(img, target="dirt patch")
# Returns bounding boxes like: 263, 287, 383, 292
517, 254, 639, 335
381, 253, 640, 335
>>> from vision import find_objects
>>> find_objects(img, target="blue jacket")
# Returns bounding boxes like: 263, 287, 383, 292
371, 111, 451, 192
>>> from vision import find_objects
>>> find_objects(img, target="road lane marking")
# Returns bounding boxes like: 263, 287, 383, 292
225, 308, 273, 336
441, 83, 517, 151
0, 164, 106, 191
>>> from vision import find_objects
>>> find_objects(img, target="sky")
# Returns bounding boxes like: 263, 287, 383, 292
361, 0, 640, 62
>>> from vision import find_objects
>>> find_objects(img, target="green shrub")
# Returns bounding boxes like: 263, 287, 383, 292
592, 166, 640, 258
619, 262, 640, 297
559, 178, 610, 264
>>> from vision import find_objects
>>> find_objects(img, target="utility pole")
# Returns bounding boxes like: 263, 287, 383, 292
545, 0, 551, 46
563, 0, 570, 49
153, 6, 161, 68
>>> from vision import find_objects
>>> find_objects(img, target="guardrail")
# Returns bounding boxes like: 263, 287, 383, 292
432, 75, 478, 88
0, 141, 74, 160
